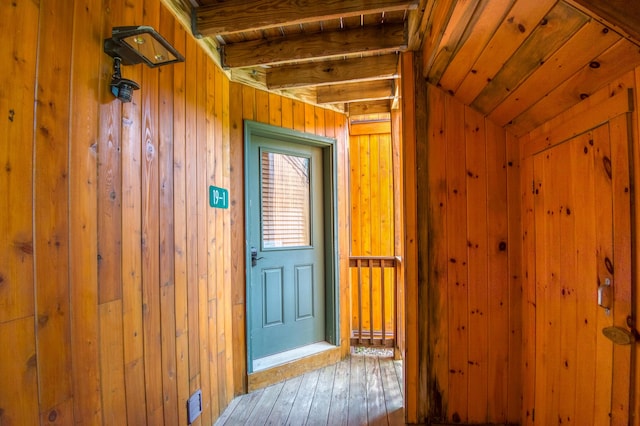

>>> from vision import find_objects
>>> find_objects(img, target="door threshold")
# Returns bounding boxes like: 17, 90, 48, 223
248, 343, 341, 392
253, 341, 335, 372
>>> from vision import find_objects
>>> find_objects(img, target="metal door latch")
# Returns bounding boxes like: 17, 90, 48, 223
250, 247, 263, 267
597, 277, 611, 316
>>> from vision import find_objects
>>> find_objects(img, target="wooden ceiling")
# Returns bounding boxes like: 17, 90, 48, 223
163, 0, 640, 133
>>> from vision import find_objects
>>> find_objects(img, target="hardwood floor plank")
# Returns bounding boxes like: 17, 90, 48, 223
214, 394, 242, 425
286, 369, 320, 425
381, 358, 404, 425
306, 363, 337, 425
327, 358, 351, 425
348, 355, 368, 425
266, 375, 303, 424
221, 388, 265, 425
217, 356, 404, 425
245, 383, 284, 424
394, 360, 404, 398
366, 357, 388, 425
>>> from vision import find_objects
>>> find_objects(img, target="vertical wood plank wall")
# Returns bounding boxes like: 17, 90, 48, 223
350, 131, 395, 258
349, 129, 396, 336
408, 53, 523, 423
518, 70, 640, 426
0, 0, 348, 424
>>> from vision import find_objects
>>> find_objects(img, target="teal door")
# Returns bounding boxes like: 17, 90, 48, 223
247, 135, 325, 362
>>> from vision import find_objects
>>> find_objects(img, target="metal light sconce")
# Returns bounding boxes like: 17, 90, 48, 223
104, 26, 185, 102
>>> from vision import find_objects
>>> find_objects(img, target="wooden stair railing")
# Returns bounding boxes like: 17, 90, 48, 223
349, 256, 398, 348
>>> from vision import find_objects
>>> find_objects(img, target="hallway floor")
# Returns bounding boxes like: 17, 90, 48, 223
215, 354, 404, 425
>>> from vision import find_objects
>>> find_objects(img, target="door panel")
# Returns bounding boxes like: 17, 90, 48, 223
532, 123, 623, 425
295, 265, 314, 320
248, 136, 325, 361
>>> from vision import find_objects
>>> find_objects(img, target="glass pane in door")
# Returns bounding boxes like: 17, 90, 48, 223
261, 150, 311, 248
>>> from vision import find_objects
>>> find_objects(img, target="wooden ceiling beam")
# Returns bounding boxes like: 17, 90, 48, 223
348, 100, 392, 116
317, 79, 395, 104
222, 24, 407, 68
192, 0, 418, 36
266, 54, 399, 89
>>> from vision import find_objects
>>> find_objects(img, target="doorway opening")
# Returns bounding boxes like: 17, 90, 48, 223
244, 121, 340, 374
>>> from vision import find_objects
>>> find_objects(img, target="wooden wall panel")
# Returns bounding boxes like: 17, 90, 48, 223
518, 72, 640, 425
632, 67, 640, 426
0, 2, 40, 422
172, 17, 190, 425
70, 0, 103, 422
348, 129, 396, 336
409, 53, 521, 422
0, 0, 348, 424
34, 0, 74, 418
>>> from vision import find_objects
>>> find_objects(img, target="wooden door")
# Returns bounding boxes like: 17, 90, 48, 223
247, 136, 326, 365
531, 121, 632, 425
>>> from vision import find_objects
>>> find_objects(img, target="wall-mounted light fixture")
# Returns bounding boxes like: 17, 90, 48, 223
104, 26, 185, 102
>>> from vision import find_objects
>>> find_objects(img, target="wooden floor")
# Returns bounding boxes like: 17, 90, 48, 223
215, 354, 404, 425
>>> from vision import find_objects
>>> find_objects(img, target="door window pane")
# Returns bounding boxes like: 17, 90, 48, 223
261, 151, 311, 248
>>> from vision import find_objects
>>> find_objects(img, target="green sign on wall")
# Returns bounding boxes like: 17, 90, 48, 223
209, 185, 229, 209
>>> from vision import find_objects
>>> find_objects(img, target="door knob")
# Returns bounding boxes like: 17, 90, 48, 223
250, 247, 263, 267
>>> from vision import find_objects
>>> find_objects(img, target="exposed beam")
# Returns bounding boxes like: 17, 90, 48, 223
266, 54, 399, 89
192, 0, 418, 36
317, 79, 395, 104
222, 24, 407, 68
349, 100, 392, 116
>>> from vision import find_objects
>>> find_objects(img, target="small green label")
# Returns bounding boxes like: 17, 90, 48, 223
209, 186, 229, 209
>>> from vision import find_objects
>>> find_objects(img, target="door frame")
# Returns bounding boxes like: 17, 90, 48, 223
243, 120, 340, 373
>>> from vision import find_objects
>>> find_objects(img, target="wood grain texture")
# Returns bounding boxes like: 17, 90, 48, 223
444, 94, 469, 424
508, 39, 640, 136
425, 85, 448, 422
69, 0, 103, 422
218, 355, 404, 425
632, 68, 640, 426
437, 0, 515, 94
194, 0, 418, 35
471, 2, 589, 114
158, 7, 179, 424
518, 78, 640, 426
505, 131, 522, 422
465, 106, 489, 423
222, 24, 407, 68
401, 51, 420, 424
4, 1, 348, 425
414, 82, 519, 424
267, 54, 399, 90
572, 0, 640, 41
609, 112, 633, 425
489, 20, 619, 127
486, 120, 510, 423
0, 317, 38, 425
34, 0, 74, 415
454, 0, 556, 105
99, 301, 127, 426
0, 0, 37, 325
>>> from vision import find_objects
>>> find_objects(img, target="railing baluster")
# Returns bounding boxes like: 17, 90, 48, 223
369, 260, 374, 345
357, 258, 363, 345
349, 256, 398, 349
381, 259, 386, 347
